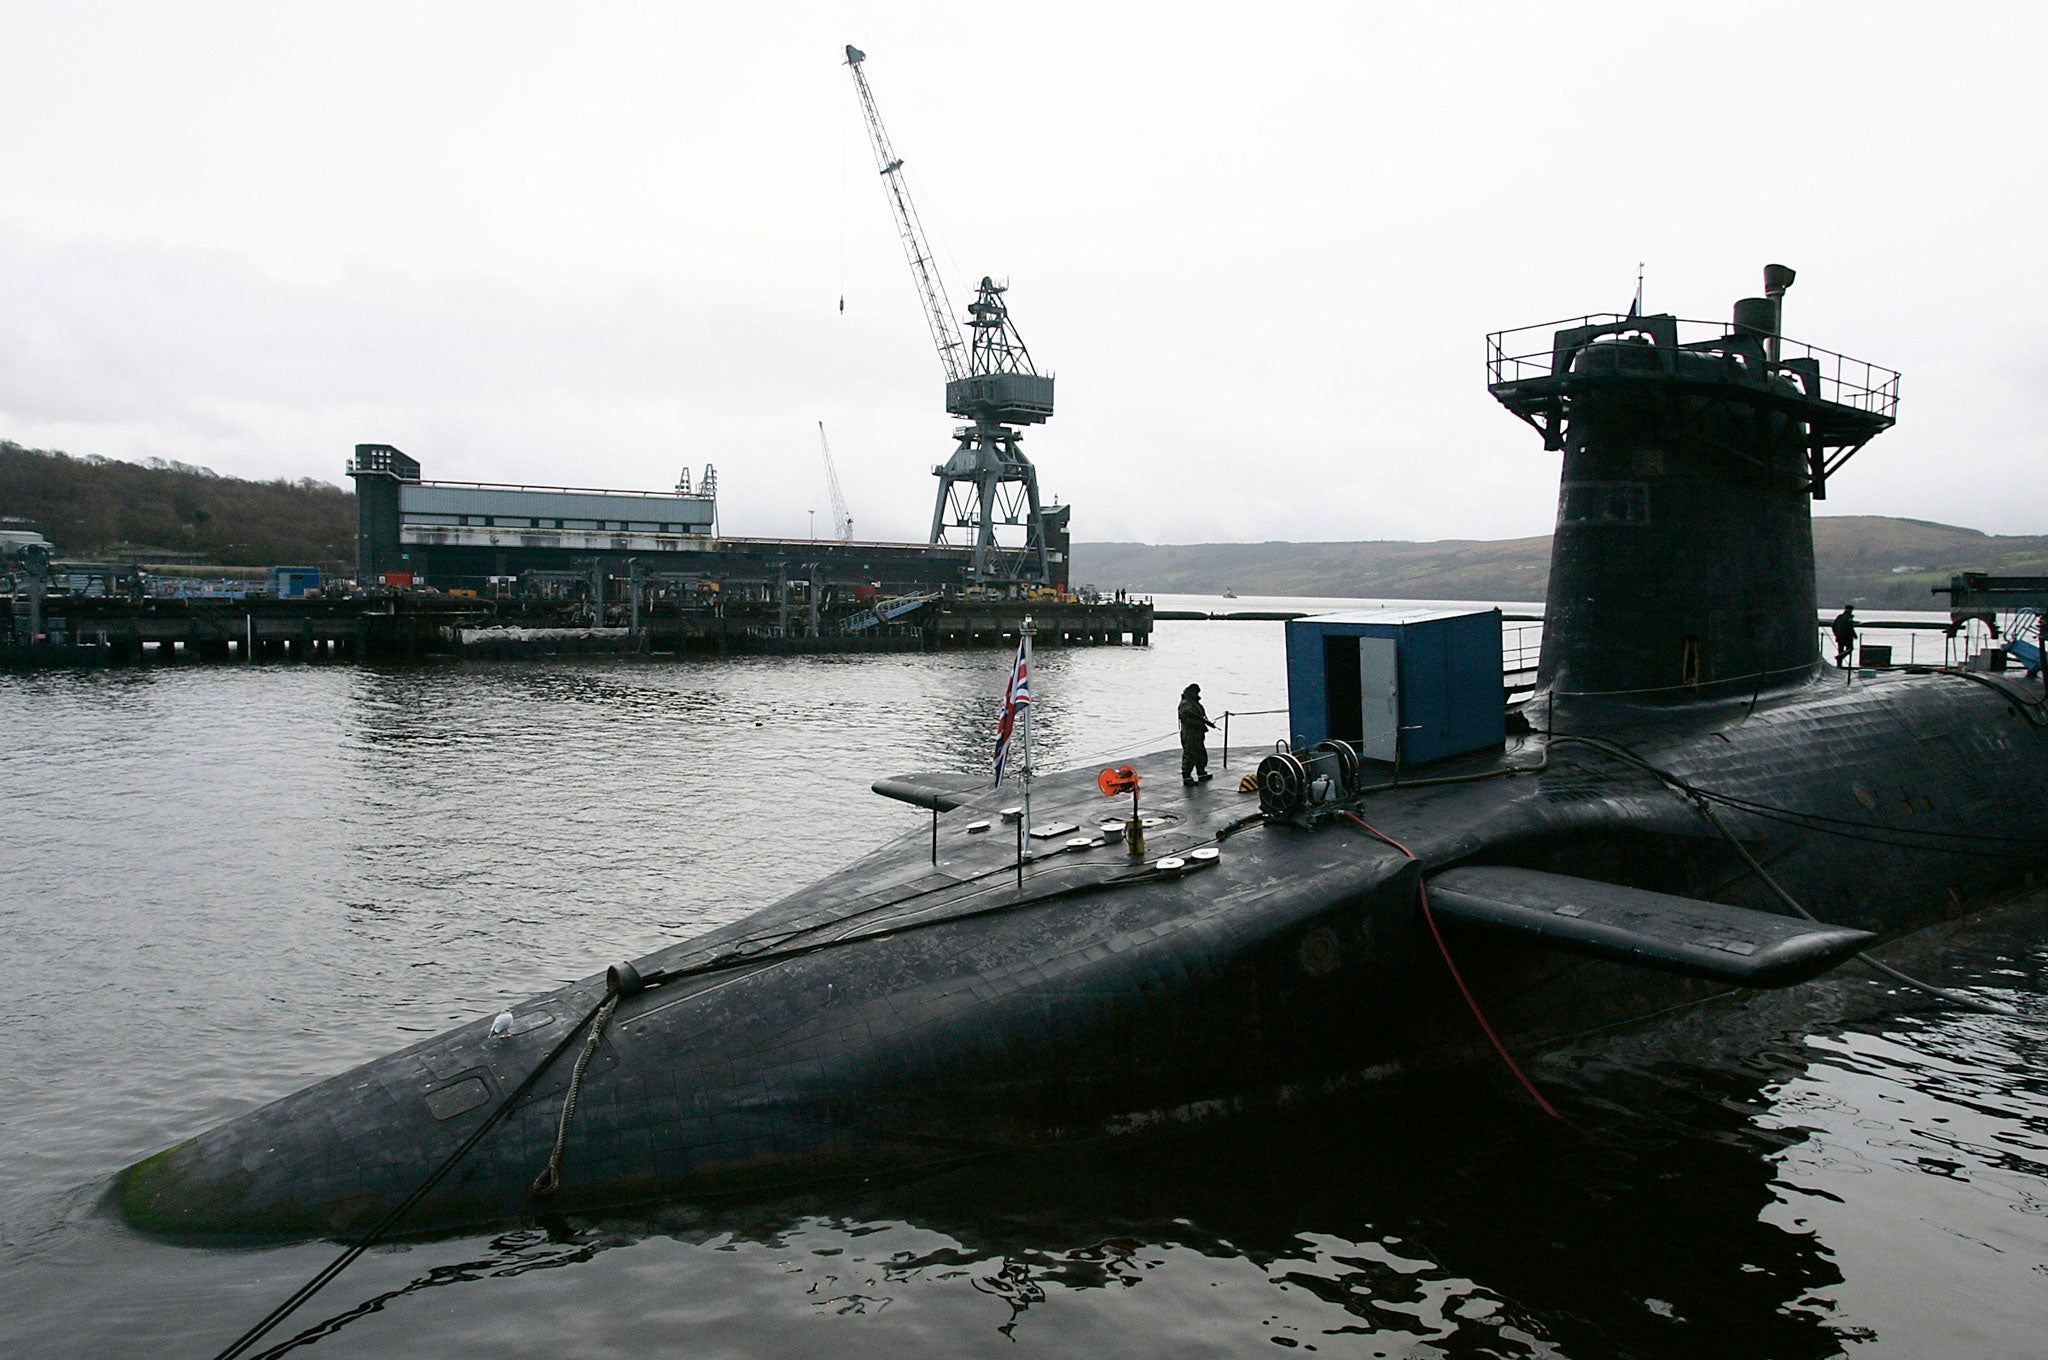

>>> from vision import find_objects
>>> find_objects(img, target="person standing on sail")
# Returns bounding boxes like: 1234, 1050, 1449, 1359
1179, 684, 1216, 784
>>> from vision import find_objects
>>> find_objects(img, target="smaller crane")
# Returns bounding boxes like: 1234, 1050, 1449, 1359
818, 422, 855, 542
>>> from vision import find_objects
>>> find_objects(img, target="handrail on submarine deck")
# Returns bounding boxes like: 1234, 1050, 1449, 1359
1186, 613, 2035, 761
1218, 709, 1286, 768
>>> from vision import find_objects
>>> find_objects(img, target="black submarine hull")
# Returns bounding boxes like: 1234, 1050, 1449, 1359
115, 666, 2048, 1240
117, 275, 2047, 1242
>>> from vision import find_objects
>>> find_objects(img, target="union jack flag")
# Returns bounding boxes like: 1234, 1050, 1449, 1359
992, 633, 1031, 787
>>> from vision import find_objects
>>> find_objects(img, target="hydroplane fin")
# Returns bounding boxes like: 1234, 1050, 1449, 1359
1426, 866, 1874, 987
871, 773, 985, 811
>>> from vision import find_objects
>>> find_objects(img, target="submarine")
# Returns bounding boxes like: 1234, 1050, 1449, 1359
117, 267, 2048, 1247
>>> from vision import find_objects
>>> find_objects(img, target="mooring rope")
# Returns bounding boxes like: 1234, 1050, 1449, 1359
205, 842, 1233, 1356
1548, 732, 2048, 1027
209, 975, 628, 1360
532, 990, 622, 1197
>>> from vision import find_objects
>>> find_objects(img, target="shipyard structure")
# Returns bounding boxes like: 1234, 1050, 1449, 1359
331, 438, 1134, 660
2, 41, 1157, 668
346, 443, 1068, 598
0, 439, 1143, 668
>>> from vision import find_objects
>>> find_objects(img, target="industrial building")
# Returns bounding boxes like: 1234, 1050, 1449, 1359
346, 443, 1070, 596
349, 443, 716, 584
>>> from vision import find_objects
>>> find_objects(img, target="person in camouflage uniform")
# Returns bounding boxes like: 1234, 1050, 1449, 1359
1178, 683, 1216, 783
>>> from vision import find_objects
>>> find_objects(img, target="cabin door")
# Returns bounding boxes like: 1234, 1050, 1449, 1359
1356, 635, 1401, 762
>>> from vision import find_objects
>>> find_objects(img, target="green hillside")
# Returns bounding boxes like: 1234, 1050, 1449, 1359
5, 437, 2042, 607
1809, 516, 2048, 610
0, 441, 354, 572
1074, 517, 2048, 610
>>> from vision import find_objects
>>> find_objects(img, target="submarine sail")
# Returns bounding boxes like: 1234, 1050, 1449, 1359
1487, 268, 1896, 700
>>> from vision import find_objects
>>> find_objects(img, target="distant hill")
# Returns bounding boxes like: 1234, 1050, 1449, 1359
0, 441, 353, 572
1808, 517, 2048, 611
6, 438, 2041, 606
1073, 517, 2048, 611
1071, 536, 1554, 604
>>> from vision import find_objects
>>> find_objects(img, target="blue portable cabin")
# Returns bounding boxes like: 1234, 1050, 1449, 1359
1284, 607, 1505, 765
269, 566, 322, 599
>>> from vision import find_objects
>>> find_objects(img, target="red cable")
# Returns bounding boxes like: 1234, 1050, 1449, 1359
1340, 811, 1564, 1121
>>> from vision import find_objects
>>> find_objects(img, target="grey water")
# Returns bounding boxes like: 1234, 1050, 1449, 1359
2, 598, 2044, 1359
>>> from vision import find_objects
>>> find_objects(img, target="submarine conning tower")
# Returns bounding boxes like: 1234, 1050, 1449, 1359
1487, 266, 1899, 703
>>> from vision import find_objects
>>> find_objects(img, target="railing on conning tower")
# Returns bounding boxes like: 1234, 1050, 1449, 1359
1487, 315, 1901, 420
1485, 313, 1901, 494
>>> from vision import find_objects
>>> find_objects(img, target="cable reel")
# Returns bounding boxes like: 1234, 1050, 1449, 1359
1312, 740, 1360, 794
1256, 740, 1362, 817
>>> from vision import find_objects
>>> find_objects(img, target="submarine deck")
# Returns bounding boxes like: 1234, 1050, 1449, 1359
114, 666, 2048, 1241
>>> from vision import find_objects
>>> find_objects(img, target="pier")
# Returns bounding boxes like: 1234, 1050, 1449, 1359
0, 592, 482, 667
0, 587, 1150, 669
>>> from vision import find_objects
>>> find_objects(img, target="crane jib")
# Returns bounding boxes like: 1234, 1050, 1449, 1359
845, 45, 969, 385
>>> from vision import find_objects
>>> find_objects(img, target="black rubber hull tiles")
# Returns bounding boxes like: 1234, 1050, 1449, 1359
116, 668, 2048, 1239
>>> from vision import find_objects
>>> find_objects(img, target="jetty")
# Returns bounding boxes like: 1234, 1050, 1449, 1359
0, 581, 1150, 669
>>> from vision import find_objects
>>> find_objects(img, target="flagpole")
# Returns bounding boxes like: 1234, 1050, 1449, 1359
1020, 614, 1035, 846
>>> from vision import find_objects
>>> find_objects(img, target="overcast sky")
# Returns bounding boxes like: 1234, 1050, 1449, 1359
2, 2, 2042, 545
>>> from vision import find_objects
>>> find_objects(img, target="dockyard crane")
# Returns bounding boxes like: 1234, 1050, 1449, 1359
818, 422, 855, 542
843, 43, 1057, 584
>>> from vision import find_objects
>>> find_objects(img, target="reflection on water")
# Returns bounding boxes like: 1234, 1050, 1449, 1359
1, 617, 2044, 1358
